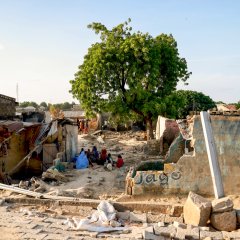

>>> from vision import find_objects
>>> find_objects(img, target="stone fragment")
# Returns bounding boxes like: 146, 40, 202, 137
183, 191, 211, 226
129, 212, 147, 223
210, 210, 237, 231
211, 197, 233, 213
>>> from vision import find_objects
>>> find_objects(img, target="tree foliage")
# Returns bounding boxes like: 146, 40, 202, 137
175, 90, 216, 118
70, 19, 191, 138
20, 101, 39, 108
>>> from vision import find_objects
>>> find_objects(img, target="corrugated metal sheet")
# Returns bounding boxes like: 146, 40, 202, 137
0, 120, 23, 132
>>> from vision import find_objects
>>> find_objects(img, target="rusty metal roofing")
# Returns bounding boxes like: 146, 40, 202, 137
0, 120, 23, 132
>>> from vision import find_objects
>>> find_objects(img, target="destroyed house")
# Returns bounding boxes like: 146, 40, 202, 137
0, 94, 18, 119
0, 118, 78, 182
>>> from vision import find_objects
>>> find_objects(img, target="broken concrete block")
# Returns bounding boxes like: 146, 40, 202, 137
176, 227, 199, 240
154, 225, 176, 238
116, 211, 130, 221
173, 221, 187, 229
143, 226, 160, 240
200, 230, 223, 240
157, 222, 165, 227
129, 212, 147, 223
222, 231, 240, 239
210, 210, 237, 231
211, 197, 233, 213
183, 191, 211, 226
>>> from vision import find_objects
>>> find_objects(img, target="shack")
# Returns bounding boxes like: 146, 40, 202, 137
0, 119, 78, 182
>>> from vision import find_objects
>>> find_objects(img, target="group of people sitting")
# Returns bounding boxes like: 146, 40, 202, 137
75, 146, 124, 170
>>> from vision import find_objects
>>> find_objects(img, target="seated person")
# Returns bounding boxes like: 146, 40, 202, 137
106, 153, 114, 165
91, 146, 99, 162
96, 148, 107, 165
116, 154, 124, 168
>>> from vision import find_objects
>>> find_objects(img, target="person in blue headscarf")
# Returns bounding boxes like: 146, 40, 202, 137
76, 151, 89, 169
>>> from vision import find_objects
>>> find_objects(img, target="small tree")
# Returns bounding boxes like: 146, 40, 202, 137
175, 90, 216, 118
70, 19, 191, 139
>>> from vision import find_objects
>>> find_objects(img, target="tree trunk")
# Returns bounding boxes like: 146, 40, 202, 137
146, 118, 154, 140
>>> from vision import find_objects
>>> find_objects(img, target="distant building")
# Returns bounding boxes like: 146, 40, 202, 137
0, 94, 18, 120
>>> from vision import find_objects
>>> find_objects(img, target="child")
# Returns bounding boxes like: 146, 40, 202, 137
116, 154, 124, 168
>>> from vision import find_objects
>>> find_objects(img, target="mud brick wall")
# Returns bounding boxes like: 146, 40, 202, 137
0, 94, 16, 118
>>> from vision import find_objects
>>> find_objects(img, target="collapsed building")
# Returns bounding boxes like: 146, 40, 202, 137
0, 119, 78, 182
126, 111, 240, 197
0, 95, 78, 184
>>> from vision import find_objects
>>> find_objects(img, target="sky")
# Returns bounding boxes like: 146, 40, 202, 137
0, 0, 240, 104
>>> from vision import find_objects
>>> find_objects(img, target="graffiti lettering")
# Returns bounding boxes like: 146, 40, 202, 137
134, 171, 181, 185
159, 173, 168, 186
171, 171, 181, 180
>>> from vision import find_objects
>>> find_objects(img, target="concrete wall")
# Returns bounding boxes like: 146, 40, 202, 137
127, 115, 240, 197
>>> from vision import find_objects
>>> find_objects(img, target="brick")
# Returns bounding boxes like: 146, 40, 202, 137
129, 212, 147, 223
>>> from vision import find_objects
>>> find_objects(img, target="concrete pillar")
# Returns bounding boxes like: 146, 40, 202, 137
200, 111, 224, 199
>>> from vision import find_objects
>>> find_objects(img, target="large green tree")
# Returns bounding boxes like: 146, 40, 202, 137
70, 19, 191, 138
175, 90, 216, 118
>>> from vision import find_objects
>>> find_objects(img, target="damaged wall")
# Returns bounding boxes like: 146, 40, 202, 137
0, 94, 17, 119
127, 115, 240, 197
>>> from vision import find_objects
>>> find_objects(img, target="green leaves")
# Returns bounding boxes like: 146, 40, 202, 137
70, 19, 191, 125
174, 90, 216, 118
